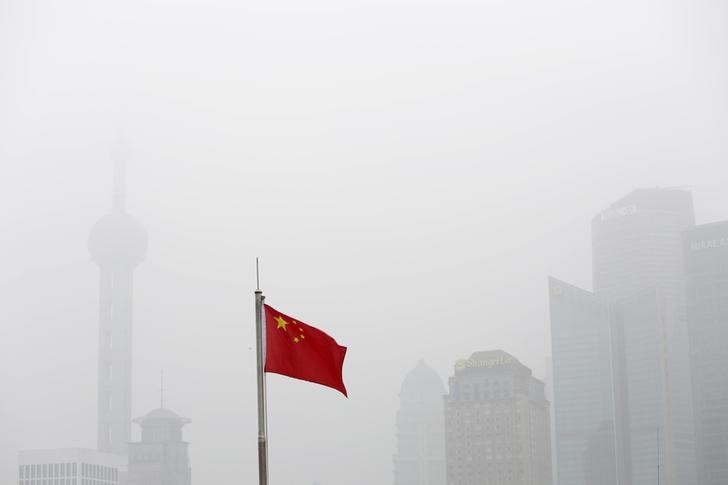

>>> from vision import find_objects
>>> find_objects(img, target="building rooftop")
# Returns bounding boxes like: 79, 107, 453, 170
400, 360, 445, 397
134, 407, 191, 425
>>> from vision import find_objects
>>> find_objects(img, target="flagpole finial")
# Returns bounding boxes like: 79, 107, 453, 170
256, 257, 261, 291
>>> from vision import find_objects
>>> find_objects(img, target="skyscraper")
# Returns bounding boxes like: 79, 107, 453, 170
88, 154, 148, 454
444, 351, 552, 485
126, 408, 192, 485
393, 360, 446, 485
592, 188, 695, 301
592, 187, 696, 485
684, 221, 728, 485
548, 278, 615, 485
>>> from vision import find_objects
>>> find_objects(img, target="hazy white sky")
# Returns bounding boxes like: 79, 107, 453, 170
1, 0, 726, 484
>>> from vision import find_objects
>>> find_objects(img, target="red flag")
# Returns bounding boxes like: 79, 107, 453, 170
264, 304, 348, 397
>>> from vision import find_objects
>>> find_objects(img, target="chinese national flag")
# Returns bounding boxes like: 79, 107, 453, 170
264, 304, 348, 397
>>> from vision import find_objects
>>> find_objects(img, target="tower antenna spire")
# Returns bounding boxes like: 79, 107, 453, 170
111, 139, 129, 213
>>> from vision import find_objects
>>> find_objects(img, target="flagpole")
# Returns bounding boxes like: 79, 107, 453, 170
255, 258, 269, 485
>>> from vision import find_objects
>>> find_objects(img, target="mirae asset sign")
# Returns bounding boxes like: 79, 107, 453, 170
690, 238, 728, 251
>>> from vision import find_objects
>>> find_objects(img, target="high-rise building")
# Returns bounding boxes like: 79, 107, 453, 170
88, 155, 148, 454
393, 360, 446, 485
548, 278, 615, 485
684, 222, 728, 485
126, 408, 192, 485
444, 351, 552, 485
550, 188, 702, 485
592, 188, 695, 301
592, 188, 695, 485
18, 448, 126, 485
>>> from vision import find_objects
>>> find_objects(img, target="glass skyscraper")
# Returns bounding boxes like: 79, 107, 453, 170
549, 278, 615, 485
550, 188, 698, 485
592, 188, 696, 485
684, 221, 728, 485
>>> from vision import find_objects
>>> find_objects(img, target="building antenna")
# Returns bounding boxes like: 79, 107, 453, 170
160, 369, 165, 409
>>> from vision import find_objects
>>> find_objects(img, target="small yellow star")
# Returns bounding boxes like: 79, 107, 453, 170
300, 334, 305, 339
293, 337, 300, 343
275, 315, 288, 330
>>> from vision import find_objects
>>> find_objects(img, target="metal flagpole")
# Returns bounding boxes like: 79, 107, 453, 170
255, 258, 269, 485
656, 426, 660, 485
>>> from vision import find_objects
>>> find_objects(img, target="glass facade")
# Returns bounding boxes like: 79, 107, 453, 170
549, 277, 615, 485
684, 222, 728, 485
610, 290, 664, 485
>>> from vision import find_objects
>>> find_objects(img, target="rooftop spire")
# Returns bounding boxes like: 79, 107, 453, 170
160, 369, 165, 409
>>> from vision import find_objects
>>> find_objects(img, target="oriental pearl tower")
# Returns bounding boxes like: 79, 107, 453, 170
88, 145, 148, 454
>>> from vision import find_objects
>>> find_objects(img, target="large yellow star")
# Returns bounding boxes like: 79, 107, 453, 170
275, 315, 288, 330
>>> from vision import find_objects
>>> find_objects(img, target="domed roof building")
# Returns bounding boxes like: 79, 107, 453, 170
400, 360, 446, 401
394, 360, 446, 485
127, 407, 192, 485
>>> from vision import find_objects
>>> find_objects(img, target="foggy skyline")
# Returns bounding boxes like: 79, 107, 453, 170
2, 0, 727, 484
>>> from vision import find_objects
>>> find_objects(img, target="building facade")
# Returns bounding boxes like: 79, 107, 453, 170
610, 290, 666, 485
591, 187, 697, 485
88, 156, 148, 454
684, 222, 728, 485
548, 278, 615, 485
394, 360, 446, 485
126, 408, 192, 485
18, 449, 126, 485
444, 351, 551, 485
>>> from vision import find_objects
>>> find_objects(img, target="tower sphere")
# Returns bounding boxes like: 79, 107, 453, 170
88, 212, 148, 267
